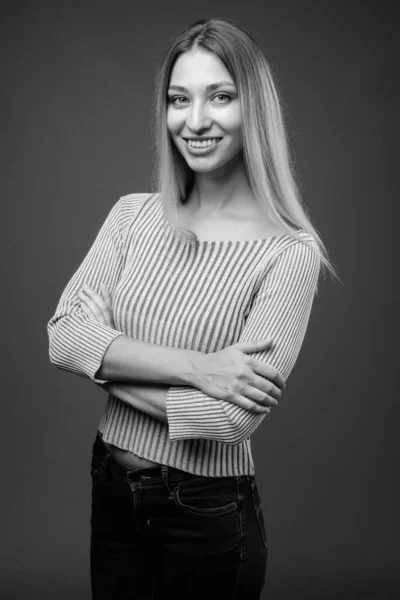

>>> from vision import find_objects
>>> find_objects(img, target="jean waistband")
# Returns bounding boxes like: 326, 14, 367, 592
93, 432, 242, 486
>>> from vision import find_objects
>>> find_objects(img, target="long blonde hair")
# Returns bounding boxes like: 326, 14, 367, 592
152, 17, 338, 280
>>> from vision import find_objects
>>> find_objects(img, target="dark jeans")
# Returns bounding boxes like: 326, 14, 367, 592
90, 433, 268, 600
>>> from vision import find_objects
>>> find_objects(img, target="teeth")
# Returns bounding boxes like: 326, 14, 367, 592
187, 138, 221, 148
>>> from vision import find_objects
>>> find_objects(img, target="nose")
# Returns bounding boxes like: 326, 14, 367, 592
186, 100, 212, 133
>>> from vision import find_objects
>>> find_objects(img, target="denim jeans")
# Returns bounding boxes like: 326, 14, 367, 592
90, 433, 268, 599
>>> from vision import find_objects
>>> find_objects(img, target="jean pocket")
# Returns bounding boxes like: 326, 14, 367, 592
173, 478, 238, 516
251, 481, 268, 548
90, 452, 109, 486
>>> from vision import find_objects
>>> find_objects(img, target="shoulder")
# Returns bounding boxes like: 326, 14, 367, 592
117, 192, 158, 218
282, 231, 320, 262
261, 231, 321, 285
107, 192, 158, 231
262, 230, 319, 263
273, 232, 322, 285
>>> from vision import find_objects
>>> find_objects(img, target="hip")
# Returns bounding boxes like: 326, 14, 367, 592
101, 436, 159, 470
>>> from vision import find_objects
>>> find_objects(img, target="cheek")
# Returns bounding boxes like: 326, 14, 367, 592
218, 107, 242, 137
231, 108, 243, 135
167, 108, 184, 135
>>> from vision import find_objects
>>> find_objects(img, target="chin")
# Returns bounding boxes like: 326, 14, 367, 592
187, 162, 224, 175
187, 155, 241, 175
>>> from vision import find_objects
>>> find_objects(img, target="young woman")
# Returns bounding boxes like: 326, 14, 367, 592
48, 17, 335, 600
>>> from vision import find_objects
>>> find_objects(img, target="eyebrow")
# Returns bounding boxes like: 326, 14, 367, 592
168, 81, 236, 92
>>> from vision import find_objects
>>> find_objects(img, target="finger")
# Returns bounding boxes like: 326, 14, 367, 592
100, 283, 113, 310
81, 286, 112, 326
241, 385, 278, 407
250, 374, 282, 400
234, 339, 273, 354
99, 285, 114, 327
78, 289, 107, 325
80, 302, 99, 321
79, 298, 106, 325
252, 360, 286, 390
232, 395, 272, 414
82, 285, 106, 313
79, 300, 106, 325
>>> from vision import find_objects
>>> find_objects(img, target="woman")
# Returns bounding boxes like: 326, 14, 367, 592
48, 17, 335, 600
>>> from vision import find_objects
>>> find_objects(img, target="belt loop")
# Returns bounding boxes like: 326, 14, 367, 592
162, 465, 174, 500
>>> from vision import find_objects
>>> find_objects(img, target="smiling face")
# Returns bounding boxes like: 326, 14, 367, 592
166, 48, 243, 176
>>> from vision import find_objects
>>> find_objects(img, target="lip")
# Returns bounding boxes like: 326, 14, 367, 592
182, 137, 223, 155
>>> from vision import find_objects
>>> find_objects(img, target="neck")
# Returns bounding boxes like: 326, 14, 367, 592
188, 155, 256, 214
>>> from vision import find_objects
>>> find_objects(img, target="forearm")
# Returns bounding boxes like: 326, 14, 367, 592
100, 380, 264, 444
97, 335, 204, 385
100, 381, 169, 423
100, 381, 262, 443
167, 241, 321, 444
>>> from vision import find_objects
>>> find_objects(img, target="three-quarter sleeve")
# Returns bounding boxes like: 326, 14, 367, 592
47, 197, 133, 384
166, 238, 321, 445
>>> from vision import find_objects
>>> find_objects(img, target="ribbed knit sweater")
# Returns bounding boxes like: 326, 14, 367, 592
48, 193, 321, 476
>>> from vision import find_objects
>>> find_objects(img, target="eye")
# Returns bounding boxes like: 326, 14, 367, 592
212, 93, 231, 104
169, 96, 189, 106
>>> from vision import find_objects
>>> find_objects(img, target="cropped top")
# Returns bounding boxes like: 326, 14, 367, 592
47, 193, 321, 476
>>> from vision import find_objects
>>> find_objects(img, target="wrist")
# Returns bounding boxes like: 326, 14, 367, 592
176, 350, 205, 388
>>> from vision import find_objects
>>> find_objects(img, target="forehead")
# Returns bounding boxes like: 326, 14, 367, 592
169, 48, 234, 87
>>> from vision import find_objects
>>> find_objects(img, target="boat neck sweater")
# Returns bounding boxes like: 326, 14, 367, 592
47, 192, 321, 477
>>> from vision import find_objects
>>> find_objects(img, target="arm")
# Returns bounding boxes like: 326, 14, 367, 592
165, 239, 321, 445
47, 192, 226, 388
47, 194, 143, 383
95, 334, 203, 386
100, 381, 169, 423
49, 192, 283, 409
79, 287, 284, 415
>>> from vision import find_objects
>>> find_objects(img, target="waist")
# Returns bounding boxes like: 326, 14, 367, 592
101, 436, 160, 470
93, 433, 253, 490
98, 401, 256, 477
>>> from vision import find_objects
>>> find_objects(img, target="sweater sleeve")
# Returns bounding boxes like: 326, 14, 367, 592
166, 238, 321, 445
47, 195, 143, 384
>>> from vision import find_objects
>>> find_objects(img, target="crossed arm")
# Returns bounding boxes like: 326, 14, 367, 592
77, 233, 320, 445
78, 283, 283, 423
48, 195, 319, 444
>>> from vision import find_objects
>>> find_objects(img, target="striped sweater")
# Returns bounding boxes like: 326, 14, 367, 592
47, 193, 321, 477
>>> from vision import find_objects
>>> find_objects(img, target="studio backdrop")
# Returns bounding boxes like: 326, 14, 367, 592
1, 1, 397, 598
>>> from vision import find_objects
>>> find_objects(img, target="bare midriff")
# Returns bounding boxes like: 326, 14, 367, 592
102, 439, 160, 470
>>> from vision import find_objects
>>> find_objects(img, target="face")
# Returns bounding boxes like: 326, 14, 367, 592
166, 48, 243, 176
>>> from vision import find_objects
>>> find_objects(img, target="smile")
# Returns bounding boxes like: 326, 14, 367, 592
183, 138, 223, 153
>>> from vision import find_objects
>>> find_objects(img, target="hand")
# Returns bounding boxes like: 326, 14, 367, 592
78, 283, 115, 328
193, 339, 285, 414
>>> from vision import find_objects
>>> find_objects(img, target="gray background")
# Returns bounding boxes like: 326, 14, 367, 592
1, 0, 398, 598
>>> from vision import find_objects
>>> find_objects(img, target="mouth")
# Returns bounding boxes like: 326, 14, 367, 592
183, 137, 223, 149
